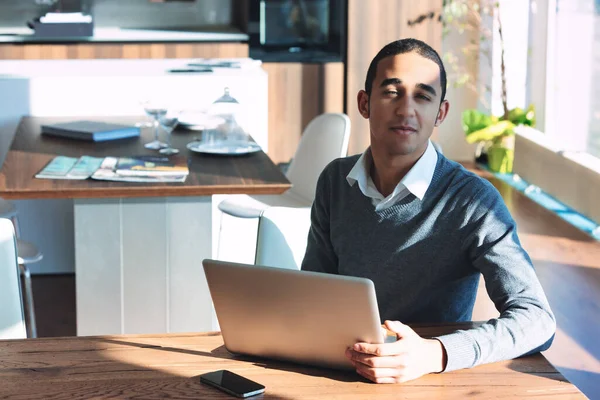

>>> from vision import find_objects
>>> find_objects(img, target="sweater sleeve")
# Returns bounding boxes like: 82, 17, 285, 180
435, 180, 556, 372
300, 166, 339, 274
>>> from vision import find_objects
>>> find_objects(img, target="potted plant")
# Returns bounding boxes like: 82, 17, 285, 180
462, 105, 535, 173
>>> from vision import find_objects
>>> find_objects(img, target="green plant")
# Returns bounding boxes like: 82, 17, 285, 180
462, 105, 535, 143
462, 105, 535, 173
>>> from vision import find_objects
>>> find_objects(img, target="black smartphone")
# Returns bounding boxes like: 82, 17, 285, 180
200, 370, 265, 398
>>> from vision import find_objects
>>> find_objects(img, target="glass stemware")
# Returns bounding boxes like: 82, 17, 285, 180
158, 110, 180, 155
141, 100, 169, 150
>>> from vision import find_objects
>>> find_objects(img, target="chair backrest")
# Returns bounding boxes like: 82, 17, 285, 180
254, 206, 312, 270
285, 113, 351, 202
0, 218, 26, 339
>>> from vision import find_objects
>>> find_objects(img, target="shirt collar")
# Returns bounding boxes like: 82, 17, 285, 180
346, 148, 373, 194
401, 140, 438, 200
346, 140, 438, 201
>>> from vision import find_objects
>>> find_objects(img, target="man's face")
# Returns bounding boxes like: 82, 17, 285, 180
358, 52, 448, 158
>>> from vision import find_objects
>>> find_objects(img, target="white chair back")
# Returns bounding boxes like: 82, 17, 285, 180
254, 207, 312, 270
285, 113, 351, 203
0, 218, 26, 339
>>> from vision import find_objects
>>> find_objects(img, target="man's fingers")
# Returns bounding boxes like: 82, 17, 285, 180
355, 365, 421, 384
356, 368, 397, 384
355, 366, 405, 384
352, 342, 399, 356
384, 320, 417, 339
346, 349, 407, 368
352, 338, 413, 356
357, 365, 403, 378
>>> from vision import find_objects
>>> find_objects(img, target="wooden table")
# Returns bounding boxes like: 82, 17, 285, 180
0, 116, 289, 199
0, 323, 584, 399
0, 116, 290, 336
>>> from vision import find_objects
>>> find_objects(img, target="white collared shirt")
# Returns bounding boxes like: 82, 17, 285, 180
346, 140, 438, 211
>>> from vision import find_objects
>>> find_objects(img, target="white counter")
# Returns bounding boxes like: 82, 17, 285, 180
0, 58, 267, 277
0, 27, 248, 43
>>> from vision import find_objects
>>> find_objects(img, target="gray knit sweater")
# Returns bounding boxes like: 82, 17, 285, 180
301, 153, 556, 372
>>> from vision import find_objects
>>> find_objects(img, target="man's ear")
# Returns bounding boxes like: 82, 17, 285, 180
434, 100, 450, 127
357, 90, 370, 119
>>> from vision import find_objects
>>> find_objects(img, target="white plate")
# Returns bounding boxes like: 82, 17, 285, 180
186, 140, 262, 155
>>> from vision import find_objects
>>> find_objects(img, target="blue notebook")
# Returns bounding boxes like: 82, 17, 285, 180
41, 121, 140, 142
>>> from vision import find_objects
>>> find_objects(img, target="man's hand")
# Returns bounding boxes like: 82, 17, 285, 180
345, 320, 447, 384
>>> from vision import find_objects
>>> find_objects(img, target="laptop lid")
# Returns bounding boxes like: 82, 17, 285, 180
202, 259, 384, 370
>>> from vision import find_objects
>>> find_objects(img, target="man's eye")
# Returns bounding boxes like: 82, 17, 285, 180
384, 90, 398, 96
416, 94, 431, 101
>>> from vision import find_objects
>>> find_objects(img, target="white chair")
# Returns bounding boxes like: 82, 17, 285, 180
0, 218, 27, 340
216, 113, 350, 263
0, 198, 40, 338
254, 206, 312, 270
218, 113, 351, 218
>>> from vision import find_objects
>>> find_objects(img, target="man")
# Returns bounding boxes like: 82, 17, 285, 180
300, 38, 555, 384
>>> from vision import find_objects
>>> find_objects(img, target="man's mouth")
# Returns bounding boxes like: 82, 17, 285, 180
390, 126, 417, 134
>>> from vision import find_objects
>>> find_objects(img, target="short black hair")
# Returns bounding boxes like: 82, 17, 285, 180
364, 38, 447, 103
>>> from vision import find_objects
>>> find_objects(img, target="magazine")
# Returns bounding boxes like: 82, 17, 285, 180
35, 155, 189, 183
115, 155, 189, 177
35, 156, 105, 180
91, 157, 188, 183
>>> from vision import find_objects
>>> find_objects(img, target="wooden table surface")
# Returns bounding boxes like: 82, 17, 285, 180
0, 323, 584, 399
0, 116, 291, 199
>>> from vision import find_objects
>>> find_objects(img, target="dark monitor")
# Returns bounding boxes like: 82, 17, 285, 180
248, 0, 346, 62
260, 0, 330, 46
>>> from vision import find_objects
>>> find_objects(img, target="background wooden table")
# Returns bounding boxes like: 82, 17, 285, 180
0, 116, 290, 199
0, 323, 584, 399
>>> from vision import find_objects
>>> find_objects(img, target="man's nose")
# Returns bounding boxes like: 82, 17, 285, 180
395, 95, 416, 118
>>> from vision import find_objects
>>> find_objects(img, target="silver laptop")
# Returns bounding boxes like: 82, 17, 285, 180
202, 259, 388, 370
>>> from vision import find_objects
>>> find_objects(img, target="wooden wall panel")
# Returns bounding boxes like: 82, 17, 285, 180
323, 62, 345, 114
263, 62, 345, 164
346, 0, 442, 155
0, 43, 248, 60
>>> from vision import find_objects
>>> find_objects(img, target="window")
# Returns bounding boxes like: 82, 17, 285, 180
528, 0, 600, 161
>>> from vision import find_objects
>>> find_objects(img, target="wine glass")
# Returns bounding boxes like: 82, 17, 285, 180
158, 110, 180, 155
141, 100, 169, 150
